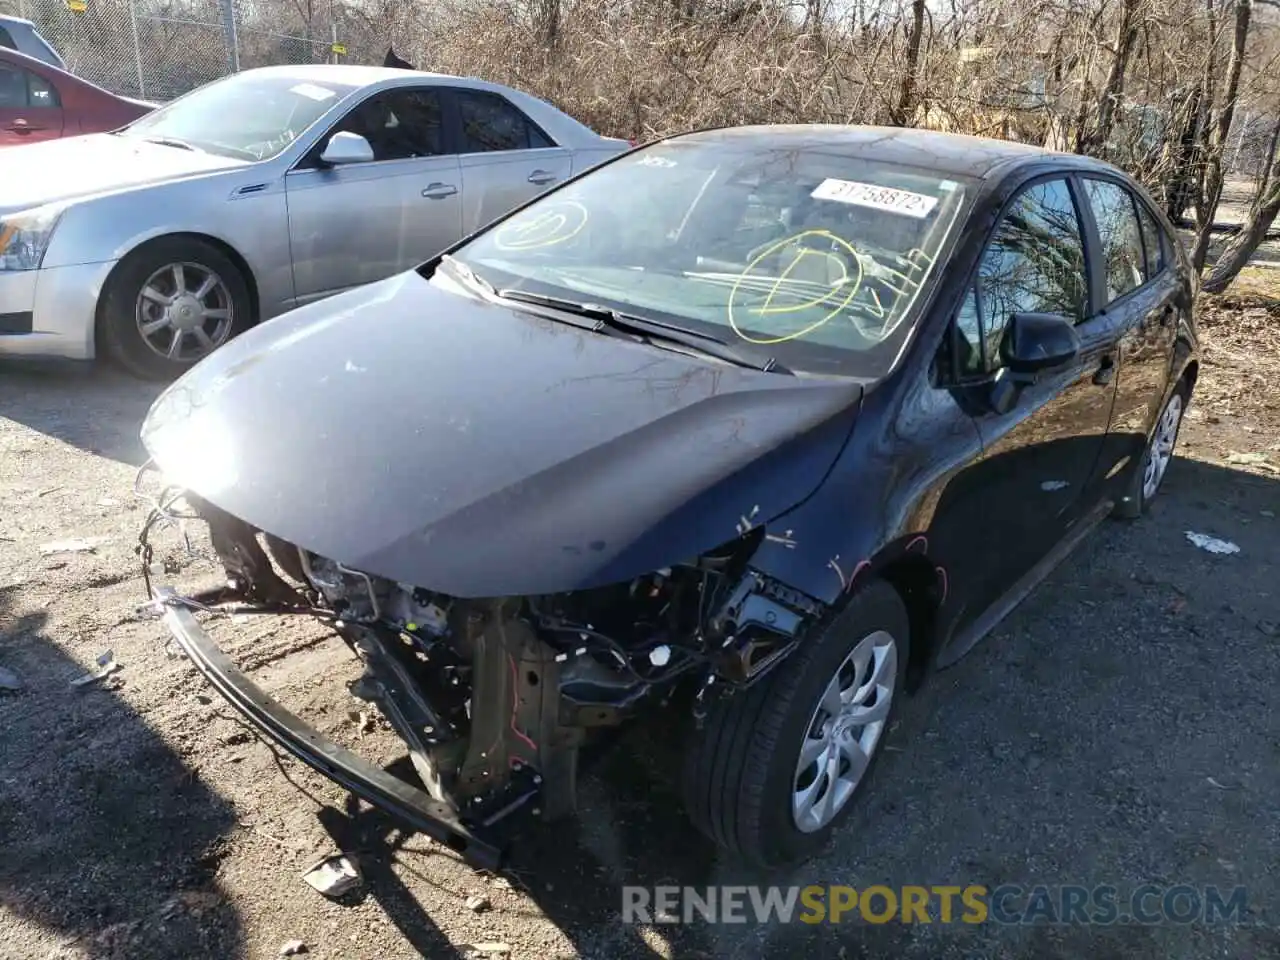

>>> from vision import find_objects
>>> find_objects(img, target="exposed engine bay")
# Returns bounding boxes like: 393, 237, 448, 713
138, 479, 827, 855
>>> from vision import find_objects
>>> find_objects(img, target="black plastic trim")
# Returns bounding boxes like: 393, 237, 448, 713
155, 587, 505, 870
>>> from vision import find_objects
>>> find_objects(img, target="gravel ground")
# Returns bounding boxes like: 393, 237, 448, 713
0, 287, 1277, 960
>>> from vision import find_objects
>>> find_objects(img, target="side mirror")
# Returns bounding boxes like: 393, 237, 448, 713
319, 131, 374, 166
1000, 312, 1081, 375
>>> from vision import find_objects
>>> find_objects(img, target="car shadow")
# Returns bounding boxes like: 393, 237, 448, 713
323, 452, 1278, 959
0, 584, 246, 958
0, 360, 163, 467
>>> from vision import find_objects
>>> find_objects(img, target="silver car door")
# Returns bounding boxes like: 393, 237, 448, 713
449, 87, 574, 234
286, 86, 461, 306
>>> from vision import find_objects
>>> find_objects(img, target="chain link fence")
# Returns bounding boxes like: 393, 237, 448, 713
1, 0, 355, 101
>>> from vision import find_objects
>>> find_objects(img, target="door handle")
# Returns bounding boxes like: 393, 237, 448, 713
421, 182, 457, 200
1093, 354, 1117, 386
527, 170, 557, 185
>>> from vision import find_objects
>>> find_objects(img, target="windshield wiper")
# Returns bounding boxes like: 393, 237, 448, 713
142, 136, 197, 152
494, 288, 792, 375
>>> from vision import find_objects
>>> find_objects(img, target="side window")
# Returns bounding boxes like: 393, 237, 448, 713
28, 71, 57, 107
0, 27, 16, 51
456, 90, 554, 153
333, 88, 444, 162
0, 64, 33, 108
1083, 178, 1145, 301
1133, 199, 1166, 281
975, 178, 1087, 368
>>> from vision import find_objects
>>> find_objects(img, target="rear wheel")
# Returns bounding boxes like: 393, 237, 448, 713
1114, 380, 1188, 519
680, 580, 909, 867
99, 237, 251, 381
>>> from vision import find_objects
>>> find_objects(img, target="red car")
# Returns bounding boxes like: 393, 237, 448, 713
0, 46, 154, 147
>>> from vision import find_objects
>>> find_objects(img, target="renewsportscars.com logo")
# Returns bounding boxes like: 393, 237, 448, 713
621, 884, 1249, 926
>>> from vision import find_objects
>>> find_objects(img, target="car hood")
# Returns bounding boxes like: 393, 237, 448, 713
0, 133, 246, 212
141, 270, 864, 598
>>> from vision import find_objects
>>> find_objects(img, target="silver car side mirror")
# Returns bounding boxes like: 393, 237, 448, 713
320, 131, 375, 166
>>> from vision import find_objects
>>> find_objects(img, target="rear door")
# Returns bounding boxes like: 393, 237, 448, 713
950, 175, 1119, 613
286, 86, 462, 304
0, 60, 64, 145
1079, 176, 1183, 487
446, 87, 573, 233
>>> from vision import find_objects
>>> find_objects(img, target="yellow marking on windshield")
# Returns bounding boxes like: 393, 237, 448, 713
493, 200, 588, 251
727, 230, 864, 345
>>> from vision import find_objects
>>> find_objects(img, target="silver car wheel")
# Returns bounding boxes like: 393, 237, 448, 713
1141, 392, 1184, 501
135, 262, 234, 363
793, 629, 897, 833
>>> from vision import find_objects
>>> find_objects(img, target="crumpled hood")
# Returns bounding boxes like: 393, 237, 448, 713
0, 134, 245, 213
141, 270, 863, 597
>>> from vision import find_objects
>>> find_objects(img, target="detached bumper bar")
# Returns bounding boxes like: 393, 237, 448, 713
154, 587, 505, 871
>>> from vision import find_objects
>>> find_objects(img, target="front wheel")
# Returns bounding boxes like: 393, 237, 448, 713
680, 580, 910, 867
98, 237, 252, 381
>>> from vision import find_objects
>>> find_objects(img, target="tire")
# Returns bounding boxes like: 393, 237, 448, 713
680, 580, 910, 867
1113, 379, 1189, 520
98, 237, 252, 381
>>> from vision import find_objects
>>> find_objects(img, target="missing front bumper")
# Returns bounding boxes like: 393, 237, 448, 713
153, 586, 510, 870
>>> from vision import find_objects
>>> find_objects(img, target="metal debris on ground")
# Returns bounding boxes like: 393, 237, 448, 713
0, 666, 22, 691
1225, 451, 1280, 474
1184, 531, 1242, 555
464, 893, 492, 913
70, 651, 122, 688
462, 945, 511, 957
279, 940, 308, 956
39, 536, 111, 556
302, 853, 362, 898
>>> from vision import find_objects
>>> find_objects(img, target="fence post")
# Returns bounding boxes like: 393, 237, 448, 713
128, 0, 146, 99
219, 0, 240, 74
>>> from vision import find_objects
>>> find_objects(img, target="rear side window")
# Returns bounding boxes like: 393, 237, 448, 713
1133, 200, 1166, 280
0, 26, 16, 50
1083, 178, 1145, 302
976, 177, 1088, 366
456, 90, 554, 153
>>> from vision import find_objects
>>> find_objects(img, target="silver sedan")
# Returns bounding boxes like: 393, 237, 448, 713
0, 64, 628, 378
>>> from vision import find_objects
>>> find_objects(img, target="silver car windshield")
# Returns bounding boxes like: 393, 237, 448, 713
119, 73, 358, 161
452, 140, 971, 376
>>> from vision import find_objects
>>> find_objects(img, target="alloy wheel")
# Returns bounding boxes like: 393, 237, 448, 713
1142, 392, 1184, 501
135, 262, 234, 363
792, 630, 897, 833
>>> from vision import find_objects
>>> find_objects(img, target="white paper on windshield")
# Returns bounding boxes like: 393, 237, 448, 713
810, 179, 938, 218
290, 83, 337, 102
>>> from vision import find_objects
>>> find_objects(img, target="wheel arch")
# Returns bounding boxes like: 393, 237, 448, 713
94, 231, 262, 349
831, 535, 948, 693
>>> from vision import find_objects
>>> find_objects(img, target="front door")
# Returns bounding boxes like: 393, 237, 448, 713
286, 86, 462, 305
950, 176, 1118, 616
0, 60, 63, 146
448, 88, 574, 234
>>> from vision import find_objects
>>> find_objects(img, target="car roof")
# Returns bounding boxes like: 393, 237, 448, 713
673, 124, 1102, 180
238, 63, 458, 88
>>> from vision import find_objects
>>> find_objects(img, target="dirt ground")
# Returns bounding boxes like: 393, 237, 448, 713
1, 273, 1278, 960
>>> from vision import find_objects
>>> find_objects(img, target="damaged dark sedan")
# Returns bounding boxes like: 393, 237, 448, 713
138, 126, 1198, 869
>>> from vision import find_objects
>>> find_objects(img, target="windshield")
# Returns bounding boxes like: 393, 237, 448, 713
119, 72, 358, 161
449, 140, 971, 376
